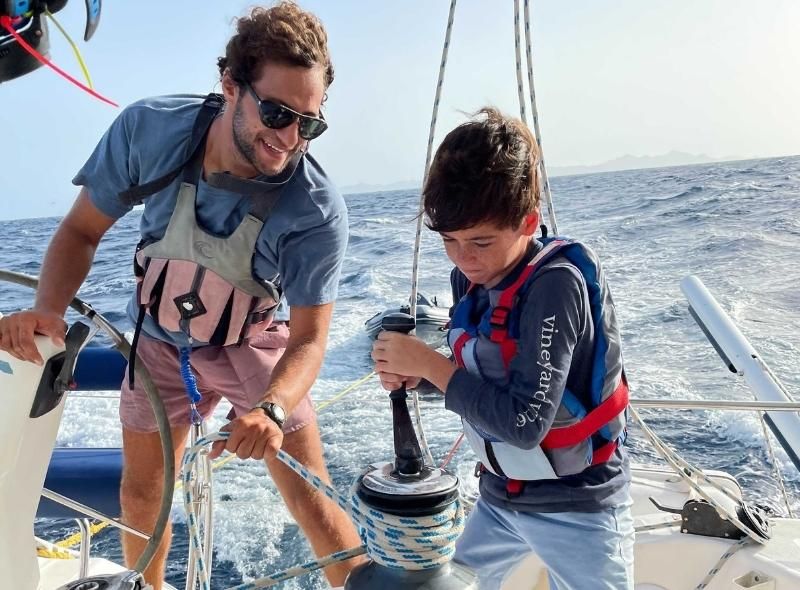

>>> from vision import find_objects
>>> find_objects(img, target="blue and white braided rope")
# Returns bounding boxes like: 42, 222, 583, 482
182, 432, 465, 589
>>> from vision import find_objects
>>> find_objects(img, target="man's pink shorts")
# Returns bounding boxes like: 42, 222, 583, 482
120, 323, 315, 434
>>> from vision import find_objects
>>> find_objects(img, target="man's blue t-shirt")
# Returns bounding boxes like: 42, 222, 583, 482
73, 95, 348, 345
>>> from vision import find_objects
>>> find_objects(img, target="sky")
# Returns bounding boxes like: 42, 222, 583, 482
2, 0, 799, 220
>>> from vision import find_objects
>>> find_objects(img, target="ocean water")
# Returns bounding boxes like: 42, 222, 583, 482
2, 155, 800, 588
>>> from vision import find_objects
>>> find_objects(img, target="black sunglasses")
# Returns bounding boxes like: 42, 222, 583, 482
244, 83, 328, 141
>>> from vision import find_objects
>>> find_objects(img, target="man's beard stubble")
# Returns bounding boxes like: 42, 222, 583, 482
231, 97, 296, 178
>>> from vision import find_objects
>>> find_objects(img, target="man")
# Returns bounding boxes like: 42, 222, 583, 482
0, 3, 363, 588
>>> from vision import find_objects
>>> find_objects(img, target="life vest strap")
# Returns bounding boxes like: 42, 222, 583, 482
473, 464, 525, 498
453, 332, 471, 368
541, 378, 629, 449
246, 305, 278, 327
119, 94, 223, 206
127, 303, 147, 389
591, 440, 619, 465
488, 305, 511, 340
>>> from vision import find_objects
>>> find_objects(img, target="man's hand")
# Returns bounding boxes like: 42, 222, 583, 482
0, 310, 67, 365
209, 408, 284, 461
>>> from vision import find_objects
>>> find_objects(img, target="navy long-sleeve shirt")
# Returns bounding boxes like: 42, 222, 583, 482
445, 241, 630, 513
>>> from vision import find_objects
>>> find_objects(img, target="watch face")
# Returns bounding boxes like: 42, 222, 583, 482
257, 402, 286, 425
272, 404, 286, 422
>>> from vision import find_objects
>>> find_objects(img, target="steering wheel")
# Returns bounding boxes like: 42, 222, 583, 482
0, 268, 173, 574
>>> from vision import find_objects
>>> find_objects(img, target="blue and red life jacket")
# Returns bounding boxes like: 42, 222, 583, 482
448, 237, 629, 482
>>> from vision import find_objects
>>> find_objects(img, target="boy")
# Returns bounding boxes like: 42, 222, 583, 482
372, 107, 634, 589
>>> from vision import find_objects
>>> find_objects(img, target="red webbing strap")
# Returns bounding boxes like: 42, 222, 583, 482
591, 441, 619, 465
452, 332, 471, 368
540, 378, 629, 449
490, 241, 566, 366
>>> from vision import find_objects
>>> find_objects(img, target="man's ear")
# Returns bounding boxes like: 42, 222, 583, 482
522, 211, 540, 236
221, 69, 238, 103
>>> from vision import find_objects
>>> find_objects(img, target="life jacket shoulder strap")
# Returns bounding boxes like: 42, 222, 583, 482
119, 94, 224, 207
488, 239, 570, 366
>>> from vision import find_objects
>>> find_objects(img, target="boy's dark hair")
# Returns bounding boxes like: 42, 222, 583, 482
424, 107, 540, 232
217, 1, 334, 90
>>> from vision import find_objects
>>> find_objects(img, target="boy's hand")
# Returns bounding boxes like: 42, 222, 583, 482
372, 331, 458, 394
372, 331, 430, 379
376, 371, 421, 392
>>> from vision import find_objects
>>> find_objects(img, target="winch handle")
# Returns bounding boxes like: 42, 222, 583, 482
380, 312, 424, 477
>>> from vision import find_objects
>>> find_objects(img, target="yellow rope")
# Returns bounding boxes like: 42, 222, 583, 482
37, 544, 75, 560
45, 9, 93, 88
55, 519, 109, 548
316, 371, 376, 413
53, 371, 377, 548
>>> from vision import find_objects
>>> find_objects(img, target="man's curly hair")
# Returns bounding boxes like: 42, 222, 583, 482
217, 2, 334, 90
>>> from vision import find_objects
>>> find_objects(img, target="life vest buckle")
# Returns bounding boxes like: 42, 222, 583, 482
473, 461, 485, 478
173, 292, 207, 320
489, 306, 512, 343
489, 306, 511, 329
505, 478, 525, 498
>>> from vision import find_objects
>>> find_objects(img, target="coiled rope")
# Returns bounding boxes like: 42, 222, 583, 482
179, 347, 204, 425
183, 432, 465, 590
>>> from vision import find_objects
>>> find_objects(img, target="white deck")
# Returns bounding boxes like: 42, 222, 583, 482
502, 465, 800, 590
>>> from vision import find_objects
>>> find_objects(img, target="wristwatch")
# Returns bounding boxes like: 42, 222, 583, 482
254, 401, 287, 428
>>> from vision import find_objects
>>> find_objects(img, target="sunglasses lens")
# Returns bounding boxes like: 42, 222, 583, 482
298, 118, 328, 140
259, 101, 296, 130
256, 94, 327, 140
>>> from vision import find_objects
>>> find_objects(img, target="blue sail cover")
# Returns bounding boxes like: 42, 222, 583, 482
38, 346, 126, 519
38, 447, 123, 518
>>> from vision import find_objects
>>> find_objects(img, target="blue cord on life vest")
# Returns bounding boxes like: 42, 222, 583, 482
179, 347, 203, 425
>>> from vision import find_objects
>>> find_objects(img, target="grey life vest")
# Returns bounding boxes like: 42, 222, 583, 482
119, 94, 298, 384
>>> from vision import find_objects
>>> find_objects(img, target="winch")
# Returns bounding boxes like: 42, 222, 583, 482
345, 312, 476, 589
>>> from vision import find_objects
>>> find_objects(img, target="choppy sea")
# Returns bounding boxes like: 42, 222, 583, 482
2, 155, 799, 588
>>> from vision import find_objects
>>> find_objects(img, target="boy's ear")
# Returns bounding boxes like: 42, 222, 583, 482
522, 211, 540, 236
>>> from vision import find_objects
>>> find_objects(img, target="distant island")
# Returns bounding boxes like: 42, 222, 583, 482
339, 150, 741, 194
339, 179, 422, 194
546, 150, 739, 178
